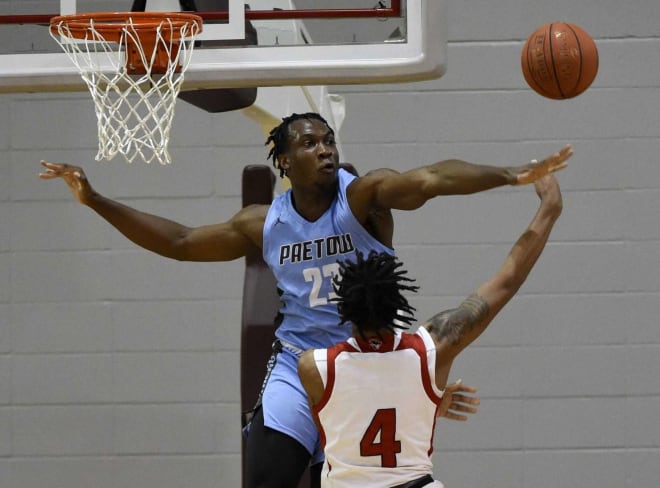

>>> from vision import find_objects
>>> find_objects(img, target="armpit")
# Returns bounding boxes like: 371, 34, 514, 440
426, 294, 489, 345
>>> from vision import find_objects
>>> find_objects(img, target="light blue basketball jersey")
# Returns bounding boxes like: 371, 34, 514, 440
263, 168, 394, 350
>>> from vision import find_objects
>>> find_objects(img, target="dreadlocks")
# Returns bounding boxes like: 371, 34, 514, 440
333, 250, 419, 341
265, 112, 334, 177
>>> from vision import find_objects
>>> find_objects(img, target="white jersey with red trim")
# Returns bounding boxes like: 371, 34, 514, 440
312, 328, 445, 488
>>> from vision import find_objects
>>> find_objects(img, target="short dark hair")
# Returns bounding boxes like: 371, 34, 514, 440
333, 250, 419, 340
265, 112, 334, 178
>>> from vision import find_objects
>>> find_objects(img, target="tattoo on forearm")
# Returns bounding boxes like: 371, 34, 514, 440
426, 294, 490, 345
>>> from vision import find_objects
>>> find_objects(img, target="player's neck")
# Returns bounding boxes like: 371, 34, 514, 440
290, 185, 336, 222
353, 328, 397, 353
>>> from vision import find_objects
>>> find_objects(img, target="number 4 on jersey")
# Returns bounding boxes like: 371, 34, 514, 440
360, 408, 401, 467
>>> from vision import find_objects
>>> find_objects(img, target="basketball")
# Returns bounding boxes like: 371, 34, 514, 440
521, 22, 599, 100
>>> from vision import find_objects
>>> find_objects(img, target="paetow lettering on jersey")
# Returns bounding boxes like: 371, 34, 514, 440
278, 234, 355, 265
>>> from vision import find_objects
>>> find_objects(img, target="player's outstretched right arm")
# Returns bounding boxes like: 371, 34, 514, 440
39, 161, 266, 262
423, 174, 563, 381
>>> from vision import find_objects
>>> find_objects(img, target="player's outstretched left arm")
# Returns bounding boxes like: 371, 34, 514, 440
348, 145, 571, 214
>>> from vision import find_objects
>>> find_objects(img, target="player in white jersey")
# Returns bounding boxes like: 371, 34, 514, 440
299, 174, 563, 487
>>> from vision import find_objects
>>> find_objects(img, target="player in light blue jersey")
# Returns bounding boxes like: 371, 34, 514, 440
40, 112, 571, 488
263, 166, 393, 351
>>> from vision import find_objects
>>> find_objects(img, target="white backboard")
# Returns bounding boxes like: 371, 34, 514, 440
0, 0, 447, 93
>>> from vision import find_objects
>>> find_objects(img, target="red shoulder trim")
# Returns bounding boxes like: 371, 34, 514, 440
399, 333, 443, 405
313, 342, 355, 415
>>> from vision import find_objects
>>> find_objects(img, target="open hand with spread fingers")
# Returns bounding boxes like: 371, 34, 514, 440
39, 161, 95, 205
437, 379, 480, 421
513, 144, 573, 186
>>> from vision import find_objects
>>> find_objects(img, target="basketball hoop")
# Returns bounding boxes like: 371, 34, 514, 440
49, 12, 203, 164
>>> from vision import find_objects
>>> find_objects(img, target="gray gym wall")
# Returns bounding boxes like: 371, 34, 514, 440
1, 1, 659, 487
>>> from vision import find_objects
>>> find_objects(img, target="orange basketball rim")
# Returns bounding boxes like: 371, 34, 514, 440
49, 12, 203, 74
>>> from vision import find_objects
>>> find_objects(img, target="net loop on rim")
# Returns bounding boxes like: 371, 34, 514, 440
49, 12, 203, 164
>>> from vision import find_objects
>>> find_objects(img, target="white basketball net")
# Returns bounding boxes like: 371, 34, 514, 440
50, 16, 201, 164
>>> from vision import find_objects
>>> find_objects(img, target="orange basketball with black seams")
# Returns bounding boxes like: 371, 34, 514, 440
521, 22, 599, 100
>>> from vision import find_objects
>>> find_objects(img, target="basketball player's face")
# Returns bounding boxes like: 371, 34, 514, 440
281, 119, 339, 184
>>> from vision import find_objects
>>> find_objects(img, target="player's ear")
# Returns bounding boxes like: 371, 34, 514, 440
278, 155, 290, 172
